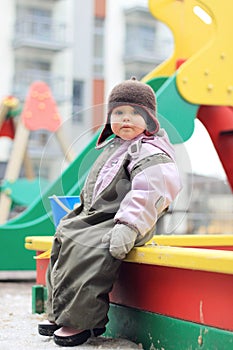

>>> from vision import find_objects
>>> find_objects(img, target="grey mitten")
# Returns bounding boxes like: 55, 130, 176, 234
102, 224, 138, 260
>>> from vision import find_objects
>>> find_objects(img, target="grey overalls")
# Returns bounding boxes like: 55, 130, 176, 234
46, 139, 140, 329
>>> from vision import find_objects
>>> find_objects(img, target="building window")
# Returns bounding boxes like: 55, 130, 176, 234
15, 59, 51, 74
93, 18, 104, 78
16, 6, 53, 41
13, 59, 52, 101
72, 80, 84, 123
140, 25, 155, 52
125, 24, 156, 58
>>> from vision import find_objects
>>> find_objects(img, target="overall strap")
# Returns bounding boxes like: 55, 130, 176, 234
127, 139, 142, 159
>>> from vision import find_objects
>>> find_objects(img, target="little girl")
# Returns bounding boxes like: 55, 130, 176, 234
38, 77, 182, 347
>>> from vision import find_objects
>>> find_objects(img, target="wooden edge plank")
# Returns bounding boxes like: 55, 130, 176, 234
25, 235, 233, 274
149, 234, 233, 247
126, 245, 233, 275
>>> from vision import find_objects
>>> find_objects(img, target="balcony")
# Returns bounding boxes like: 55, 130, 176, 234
12, 69, 70, 103
13, 16, 69, 51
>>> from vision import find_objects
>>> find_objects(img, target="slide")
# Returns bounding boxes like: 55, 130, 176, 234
148, 73, 198, 144
0, 132, 100, 270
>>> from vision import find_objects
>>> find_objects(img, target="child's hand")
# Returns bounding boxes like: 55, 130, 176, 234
102, 224, 138, 260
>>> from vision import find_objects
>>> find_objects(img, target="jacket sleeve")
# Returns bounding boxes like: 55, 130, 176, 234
114, 150, 182, 236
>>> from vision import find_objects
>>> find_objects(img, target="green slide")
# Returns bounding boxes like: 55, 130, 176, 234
0, 132, 101, 270
147, 72, 199, 144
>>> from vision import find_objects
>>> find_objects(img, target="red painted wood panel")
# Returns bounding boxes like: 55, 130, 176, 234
111, 262, 233, 331
36, 252, 49, 285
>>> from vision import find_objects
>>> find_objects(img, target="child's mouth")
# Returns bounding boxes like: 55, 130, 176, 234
121, 124, 132, 129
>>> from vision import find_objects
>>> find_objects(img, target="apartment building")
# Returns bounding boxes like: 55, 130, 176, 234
0, 0, 106, 179
105, 0, 173, 93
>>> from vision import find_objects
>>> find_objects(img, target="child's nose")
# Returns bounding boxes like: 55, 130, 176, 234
123, 114, 130, 121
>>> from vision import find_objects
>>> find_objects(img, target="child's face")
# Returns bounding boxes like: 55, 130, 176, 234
110, 105, 146, 140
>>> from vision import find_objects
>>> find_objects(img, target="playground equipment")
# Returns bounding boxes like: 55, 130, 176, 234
0, 132, 100, 270
143, 0, 233, 191
25, 233, 233, 349
0, 81, 75, 224
0, 96, 21, 162
108, 241, 233, 349
0, 96, 20, 128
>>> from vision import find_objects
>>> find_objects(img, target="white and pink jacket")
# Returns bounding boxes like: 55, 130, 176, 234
87, 129, 182, 238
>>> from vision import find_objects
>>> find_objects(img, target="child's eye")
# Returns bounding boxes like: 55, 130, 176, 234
133, 110, 139, 115
114, 110, 123, 115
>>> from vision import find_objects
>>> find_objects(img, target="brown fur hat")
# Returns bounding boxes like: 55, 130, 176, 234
97, 77, 160, 145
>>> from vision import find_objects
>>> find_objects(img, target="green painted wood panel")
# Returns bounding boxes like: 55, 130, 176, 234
106, 304, 233, 350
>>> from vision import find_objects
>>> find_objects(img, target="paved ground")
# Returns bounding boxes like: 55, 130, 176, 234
0, 275, 143, 350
